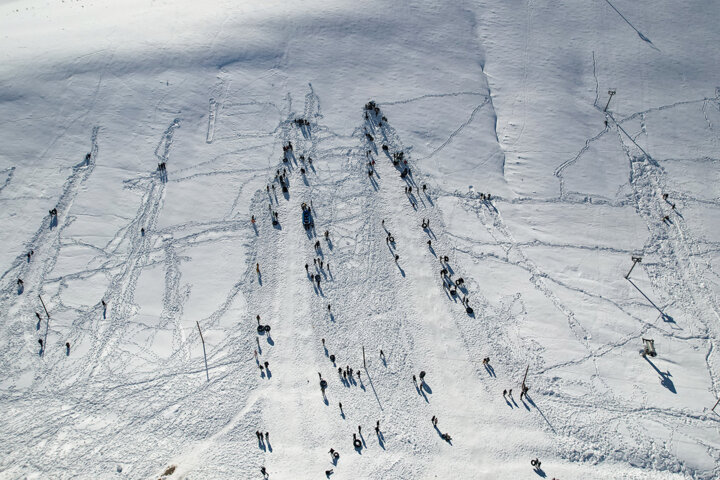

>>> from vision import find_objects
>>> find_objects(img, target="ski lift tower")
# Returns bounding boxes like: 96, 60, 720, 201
625, 255, 642, 279
641, 338, 657, 357
604, 89, 617, 112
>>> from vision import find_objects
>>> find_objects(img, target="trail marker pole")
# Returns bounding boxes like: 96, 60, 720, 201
363, 346, 366, 369
625, 256, 642, 279
197, 321, 209, 382
522, 365, 529, 389
38, 295, 50, 319
604, 89, 616, 112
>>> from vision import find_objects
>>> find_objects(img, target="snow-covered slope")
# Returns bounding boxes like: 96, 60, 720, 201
0, 0, 719, 479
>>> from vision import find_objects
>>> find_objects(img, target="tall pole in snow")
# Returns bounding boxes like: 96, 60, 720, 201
522, 365, 529, 389
362, 346, 366, 369
197, 321, 209, 382
38, 295, 50, 319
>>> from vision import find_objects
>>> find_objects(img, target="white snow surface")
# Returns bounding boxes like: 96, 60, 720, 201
1, 0, 719, 479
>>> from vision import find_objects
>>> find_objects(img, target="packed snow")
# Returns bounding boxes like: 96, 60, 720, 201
0, 0, 719, 479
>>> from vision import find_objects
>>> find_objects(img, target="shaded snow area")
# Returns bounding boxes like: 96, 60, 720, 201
1, 0, 719, 478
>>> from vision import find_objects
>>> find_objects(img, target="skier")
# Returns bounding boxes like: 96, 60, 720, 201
394, 254, 399, 262
379, 349, 384, 359
38, 339, 43, 348
503, 389, 507, 397
325, 469, 334, 477
422, 184, 427, 191
251, 215, 256, 224
412, 374, 417, 384
260, 466, 268, 478
431, 415, 436, 425
305, 263, 309, 272
324, 230, 329, 239
264, 361, 269, 369
265, 432, 269, 442
256, 263, 260, 274
358, 425, 362, 434
339, 402, 343, 413
66, 342, 70, 353
315, 274, 321, 287
427, 239, 432, 247
327, 304, 331, 312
